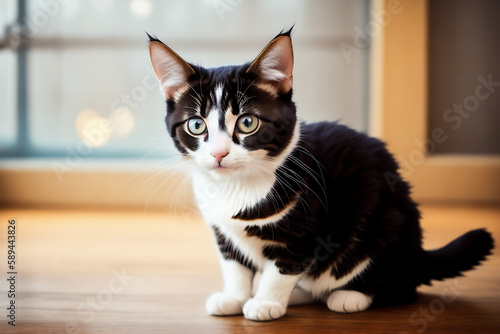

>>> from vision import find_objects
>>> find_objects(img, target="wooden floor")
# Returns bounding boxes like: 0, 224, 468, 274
0, 204, 499, 333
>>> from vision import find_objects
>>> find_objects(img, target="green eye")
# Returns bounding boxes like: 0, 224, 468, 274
187, 117, 206, 136
237, 115, 259, 134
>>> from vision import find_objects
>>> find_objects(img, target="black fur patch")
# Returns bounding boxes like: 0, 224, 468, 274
212, 226, 256, 272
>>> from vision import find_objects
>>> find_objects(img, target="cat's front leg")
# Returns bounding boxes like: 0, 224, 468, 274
243, 261, 302, 321
206, 259, 253, 316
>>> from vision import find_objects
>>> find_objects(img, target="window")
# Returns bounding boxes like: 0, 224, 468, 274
0, 0, 18, 153
1, 0, 370, 160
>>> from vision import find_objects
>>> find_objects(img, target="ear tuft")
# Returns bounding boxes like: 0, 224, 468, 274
146, 31, 156, 42
246, 29, 294, 93
148, 37, 195, 100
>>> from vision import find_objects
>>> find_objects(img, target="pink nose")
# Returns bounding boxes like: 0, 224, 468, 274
211, 152, 229, 162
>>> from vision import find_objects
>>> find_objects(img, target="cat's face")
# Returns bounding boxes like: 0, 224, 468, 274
149, 31, 297, 178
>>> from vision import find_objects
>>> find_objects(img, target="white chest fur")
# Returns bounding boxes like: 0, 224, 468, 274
193, 171, 274, 221
192, 170, 283, 270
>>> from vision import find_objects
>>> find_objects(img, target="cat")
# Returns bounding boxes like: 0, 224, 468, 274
147, 28, 494, 321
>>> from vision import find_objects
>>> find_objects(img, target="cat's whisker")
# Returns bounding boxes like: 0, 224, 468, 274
286, 153, 323, 182
143, 160, 194, 213
169, 164, 198, 217
255, 155, 327, 212
238, 79, 256, 109
273, 170, 315, 216
143, 170, 178, 213
135, 145, 179, 163
176, 165, 200, 218
134, 159, 191, 194
239, 95, 255, 110
252, 160, 314, 218
236, 75, 242, 104
278, 166, 327, 212
294, 145, 328, 189
247, 165, 283, 215
165, 163, 195, 214
251, 163, 289, 210
187, 83, 202, 102
242, 79, 256, 97
279, 161, 328, 210
187, 93, 202, 107
197, 65, 204, 99
130, 155, 185, 181
259, 153, 328, 209
184, 106, 200, 114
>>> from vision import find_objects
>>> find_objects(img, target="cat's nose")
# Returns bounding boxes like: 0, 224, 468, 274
211, 151, 229, 162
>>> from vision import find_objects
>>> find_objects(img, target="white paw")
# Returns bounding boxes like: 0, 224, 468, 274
243, 298, 286, 321
206, 292, 244, 316
327, 290, 373, 313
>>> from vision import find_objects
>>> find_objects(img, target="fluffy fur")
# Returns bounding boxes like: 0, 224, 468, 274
148, 29, 494, 321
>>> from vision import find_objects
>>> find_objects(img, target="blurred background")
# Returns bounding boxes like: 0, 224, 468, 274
0, 0, 499, 209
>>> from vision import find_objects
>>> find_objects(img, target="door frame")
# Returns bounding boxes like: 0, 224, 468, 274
369, 0, 500, 203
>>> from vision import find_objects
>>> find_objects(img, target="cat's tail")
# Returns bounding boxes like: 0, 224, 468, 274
418, 228, 494, 285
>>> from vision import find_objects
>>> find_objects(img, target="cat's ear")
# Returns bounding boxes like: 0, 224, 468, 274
246, 30, 294, 94
148, 35, 195, 100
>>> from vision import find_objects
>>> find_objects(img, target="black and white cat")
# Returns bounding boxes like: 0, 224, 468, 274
148, 29, 494, 321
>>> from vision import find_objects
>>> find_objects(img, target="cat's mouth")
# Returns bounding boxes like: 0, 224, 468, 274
212, 163, 230, 171
208, 161, 238, 174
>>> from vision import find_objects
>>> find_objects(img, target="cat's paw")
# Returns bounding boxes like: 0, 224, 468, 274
243, 298, 286, 321
327, 290, 373, 313
206, 292, 244, 316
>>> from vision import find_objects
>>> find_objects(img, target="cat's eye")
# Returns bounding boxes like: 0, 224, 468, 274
236, 115, 259, 134
187, 117, 207, 136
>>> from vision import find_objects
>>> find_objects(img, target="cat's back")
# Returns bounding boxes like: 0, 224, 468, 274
299, 121, 397, 179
